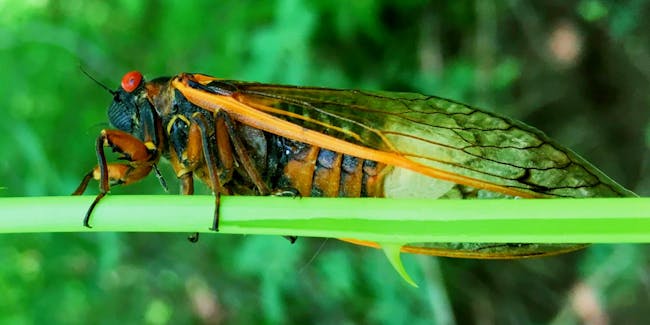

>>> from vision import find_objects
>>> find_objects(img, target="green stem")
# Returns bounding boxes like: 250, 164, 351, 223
0, 196, 648, 243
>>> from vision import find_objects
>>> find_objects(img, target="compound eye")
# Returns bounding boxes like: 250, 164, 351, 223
121, 71, 143, 93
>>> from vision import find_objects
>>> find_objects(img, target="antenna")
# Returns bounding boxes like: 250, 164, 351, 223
79, 65, 116, 95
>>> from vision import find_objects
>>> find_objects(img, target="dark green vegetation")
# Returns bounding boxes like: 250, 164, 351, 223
1, 1, 648, 324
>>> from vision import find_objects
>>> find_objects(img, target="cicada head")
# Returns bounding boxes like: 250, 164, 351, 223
107, 71, 155, 141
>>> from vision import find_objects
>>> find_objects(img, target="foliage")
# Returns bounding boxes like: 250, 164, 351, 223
0, 0, 648, 324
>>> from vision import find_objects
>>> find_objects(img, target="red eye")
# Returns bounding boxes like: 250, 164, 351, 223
121, 71, 143, 92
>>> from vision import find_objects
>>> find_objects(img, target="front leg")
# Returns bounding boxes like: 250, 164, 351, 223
73, 129, 158, 227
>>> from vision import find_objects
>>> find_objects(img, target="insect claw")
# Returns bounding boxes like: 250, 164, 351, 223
83, 192, 106, 228
187, 233, 200, 243
283, 236, 298, 244
271, 187, 302, 198
210, 192, 221, 231
83, 217, 92, 229
152, 163, 168, 192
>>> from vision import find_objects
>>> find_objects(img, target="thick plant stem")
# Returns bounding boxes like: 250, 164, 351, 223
0, 196, 649, 243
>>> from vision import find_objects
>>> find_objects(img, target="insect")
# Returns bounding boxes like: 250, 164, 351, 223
73, 71, 637, 258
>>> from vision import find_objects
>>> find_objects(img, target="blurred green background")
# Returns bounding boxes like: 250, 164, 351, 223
1, 0, 649, 324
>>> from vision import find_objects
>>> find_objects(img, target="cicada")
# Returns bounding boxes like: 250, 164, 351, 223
73, 71, 636, 258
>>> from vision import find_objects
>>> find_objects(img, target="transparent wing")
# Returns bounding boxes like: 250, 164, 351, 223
226, 82, 634, 198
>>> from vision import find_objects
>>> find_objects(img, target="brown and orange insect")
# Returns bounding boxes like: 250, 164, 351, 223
73, 71, 636, 258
